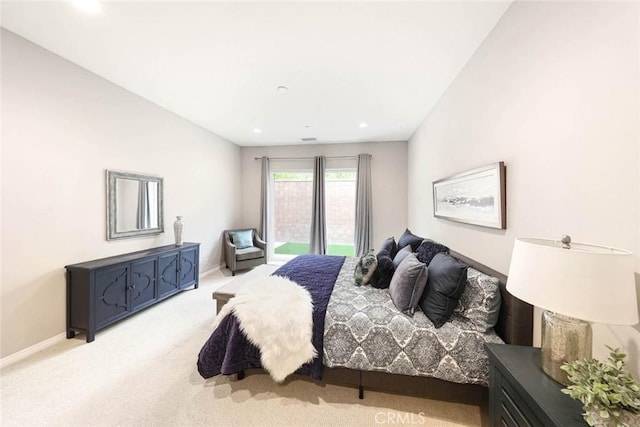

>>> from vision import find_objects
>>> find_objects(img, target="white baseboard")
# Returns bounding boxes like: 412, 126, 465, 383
200, 264, 222, 278
1, 332, 67, 370
1, 267, 223, 370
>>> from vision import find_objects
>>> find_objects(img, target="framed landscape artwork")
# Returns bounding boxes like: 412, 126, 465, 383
433, 162, 506, 229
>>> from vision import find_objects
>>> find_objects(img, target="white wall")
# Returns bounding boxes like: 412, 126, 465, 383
1, 30, 242, 358
240, 141, 408, 251
408, 1, 640, 374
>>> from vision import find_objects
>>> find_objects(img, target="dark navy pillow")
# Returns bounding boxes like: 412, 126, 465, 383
378, 236, 398, 258
416, 239, 450, 266
419, 252, 468, 328
370, 254, 395, 289
397, 229, 424, 252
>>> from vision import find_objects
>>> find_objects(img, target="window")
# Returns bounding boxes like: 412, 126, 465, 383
269, 167, 356, 259
272, 171, 313, 259
325, 170, 356, 256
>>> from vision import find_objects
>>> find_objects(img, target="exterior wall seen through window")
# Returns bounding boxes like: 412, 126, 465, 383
272, 170, 355, 255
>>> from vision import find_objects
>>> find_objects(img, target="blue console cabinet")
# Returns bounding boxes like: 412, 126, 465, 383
65, 242, 199, 342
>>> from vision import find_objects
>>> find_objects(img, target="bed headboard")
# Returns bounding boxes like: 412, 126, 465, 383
450, 250, 533, 346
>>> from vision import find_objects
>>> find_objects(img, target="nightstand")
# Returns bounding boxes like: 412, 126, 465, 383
485, 343, 586, 426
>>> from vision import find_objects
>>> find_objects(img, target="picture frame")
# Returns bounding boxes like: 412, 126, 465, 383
433, 162, 506, 229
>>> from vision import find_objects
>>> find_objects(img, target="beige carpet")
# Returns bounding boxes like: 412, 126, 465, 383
0, 267, 482, 427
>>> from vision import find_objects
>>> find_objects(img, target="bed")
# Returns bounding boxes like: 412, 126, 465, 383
198, 247, 533, 419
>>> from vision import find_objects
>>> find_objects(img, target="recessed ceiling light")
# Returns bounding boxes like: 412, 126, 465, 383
277, 86, 289, 93
253, 128, 262, 134
71, 0, 102, 14
359, 123, 368, 128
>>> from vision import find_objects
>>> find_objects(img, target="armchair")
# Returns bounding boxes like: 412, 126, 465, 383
223, 228, 267, 276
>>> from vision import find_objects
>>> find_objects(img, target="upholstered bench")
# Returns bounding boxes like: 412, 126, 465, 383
212, 264, 280, 314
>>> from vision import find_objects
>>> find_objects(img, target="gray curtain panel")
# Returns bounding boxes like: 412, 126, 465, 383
136, 180, 151, 229
354, 153, 372, 257
259, 156, 269, 242
309, 155, 327, 254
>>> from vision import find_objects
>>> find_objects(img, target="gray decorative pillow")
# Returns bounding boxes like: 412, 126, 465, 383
389, 253, 428, 315
392, 244, 413, 269
454, 267, 502, 332
354, 250, 378, 286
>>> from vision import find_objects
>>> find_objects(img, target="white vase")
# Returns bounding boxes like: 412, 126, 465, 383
173, 216, 183, 246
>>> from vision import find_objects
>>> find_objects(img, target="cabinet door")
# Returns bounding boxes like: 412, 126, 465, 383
178, 246, 198, 289
95, 264, 129, 328
493, 371, 544, 427
158, 252, 179, 298
130, 258, 157, 310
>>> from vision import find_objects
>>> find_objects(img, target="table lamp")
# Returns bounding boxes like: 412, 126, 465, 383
506, 235, 638, 385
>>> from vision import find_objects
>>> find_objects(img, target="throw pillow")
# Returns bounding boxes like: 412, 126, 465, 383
397, 229, 424, 252
354, 250, 378, 286
389, 253, 428, 316
419, 252, 468, 328
370, 254, 395, 289
454, 267, 502, 332
230, 230, 253, 249
416, 239, 450, 266
392, 245, 413, 269
378, 236, 398, 258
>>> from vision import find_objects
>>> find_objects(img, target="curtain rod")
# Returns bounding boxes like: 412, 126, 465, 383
254, 155, 367, 161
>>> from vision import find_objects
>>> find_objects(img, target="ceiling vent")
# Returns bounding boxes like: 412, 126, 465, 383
301, 137, 317, 142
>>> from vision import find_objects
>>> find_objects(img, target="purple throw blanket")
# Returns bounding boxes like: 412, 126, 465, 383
197, 254, 346, 380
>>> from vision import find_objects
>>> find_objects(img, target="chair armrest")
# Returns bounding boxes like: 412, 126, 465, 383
254, 234, 266, 250
224, 236, 237, 269
224, 238, 237, 253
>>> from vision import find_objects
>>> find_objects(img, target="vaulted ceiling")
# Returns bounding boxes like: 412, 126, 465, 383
1, 1, 512, 146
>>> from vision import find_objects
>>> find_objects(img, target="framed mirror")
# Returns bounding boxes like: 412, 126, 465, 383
106, 170, 164, 240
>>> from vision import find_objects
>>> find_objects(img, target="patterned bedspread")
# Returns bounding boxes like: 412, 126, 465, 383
323, 257, 504, 386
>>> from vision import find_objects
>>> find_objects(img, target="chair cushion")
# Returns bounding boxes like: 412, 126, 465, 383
236, 246, 264, 261
230, 230, 253, 249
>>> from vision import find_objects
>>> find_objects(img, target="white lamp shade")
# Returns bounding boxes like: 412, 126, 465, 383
507, 238, 638, 325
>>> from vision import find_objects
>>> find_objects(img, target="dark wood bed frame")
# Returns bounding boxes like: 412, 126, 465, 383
214, 250, 533, 425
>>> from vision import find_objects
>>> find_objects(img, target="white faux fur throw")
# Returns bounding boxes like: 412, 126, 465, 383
212, 275, 317, 382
